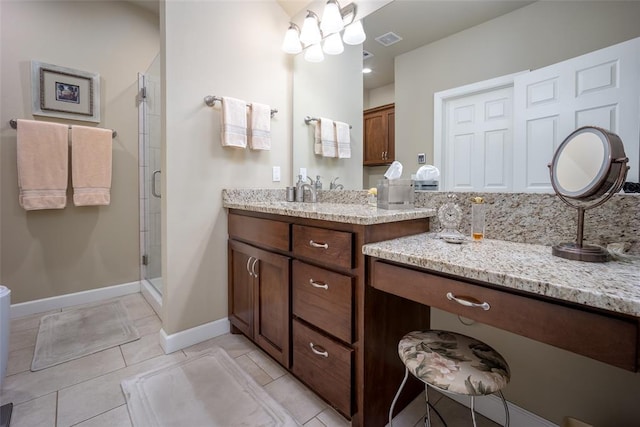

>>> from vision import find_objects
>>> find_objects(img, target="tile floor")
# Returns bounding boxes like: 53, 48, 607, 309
1, 293, 499, 427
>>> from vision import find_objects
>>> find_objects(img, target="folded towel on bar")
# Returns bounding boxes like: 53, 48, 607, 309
335, 121, 351, 159
249, 102, 271, 150
17, 119, 69, 210
221, 96, 247, 148
320, 117, 337, 158
314, 121, 322, 155
71, 125, 113, 206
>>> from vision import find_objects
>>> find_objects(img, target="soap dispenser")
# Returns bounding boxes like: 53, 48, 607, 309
314, 175, 322, 191
295, 175, 304, 202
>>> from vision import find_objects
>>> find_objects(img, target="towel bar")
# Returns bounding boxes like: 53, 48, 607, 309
204, 95, 277, 118
304, 116, 352, 129
9, 119, 117, 138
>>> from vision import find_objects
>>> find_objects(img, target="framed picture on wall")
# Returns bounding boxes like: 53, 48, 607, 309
31, 61, 101, 123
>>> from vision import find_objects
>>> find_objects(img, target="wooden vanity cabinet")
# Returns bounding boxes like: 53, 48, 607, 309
364, 103, 395, 166
228, 209, 430, 425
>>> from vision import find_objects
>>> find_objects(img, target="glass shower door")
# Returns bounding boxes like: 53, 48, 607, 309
140, 54, 162, 295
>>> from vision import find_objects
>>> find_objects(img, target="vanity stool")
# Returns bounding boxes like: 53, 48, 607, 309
389, 330, 510, 427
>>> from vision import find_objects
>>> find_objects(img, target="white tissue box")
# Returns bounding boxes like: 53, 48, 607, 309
377, 179, 414, 209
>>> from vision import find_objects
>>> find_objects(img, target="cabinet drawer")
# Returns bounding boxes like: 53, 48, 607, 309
370, 260, 639, 371
292, 225, 353, 269
292, 319, 353, 416
229, 213, 290, 252
293, 261, 353, 343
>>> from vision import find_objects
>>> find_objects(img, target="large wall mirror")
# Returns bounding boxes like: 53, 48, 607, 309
292, 0, 640, 191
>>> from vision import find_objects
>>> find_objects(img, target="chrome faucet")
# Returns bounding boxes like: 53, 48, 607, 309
299, 183, 317, 203
330, 177, 344, 190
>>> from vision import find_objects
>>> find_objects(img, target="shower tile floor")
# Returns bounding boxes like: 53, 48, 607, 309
1, 293, 498, 427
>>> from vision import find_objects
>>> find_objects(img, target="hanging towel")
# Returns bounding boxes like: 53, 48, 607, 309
221, 96, 247, 148
16, 119, 69, 210
320, 117, 337, 158
71, 125, 112, 206
313, 122, 322, 155
249, 102, 271, 150
335, 121, 351, 159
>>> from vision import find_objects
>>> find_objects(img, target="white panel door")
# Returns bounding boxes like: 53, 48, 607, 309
445, 87, 513, 192
514, 37, 640, 191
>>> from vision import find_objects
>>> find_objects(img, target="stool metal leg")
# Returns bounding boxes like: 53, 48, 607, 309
388, 367, 409, 427
470, 396, 478, 427
424, 385, 431, 427
498, 390, 510, 427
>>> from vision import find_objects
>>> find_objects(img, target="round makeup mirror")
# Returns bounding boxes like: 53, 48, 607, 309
549, 126, 629, 262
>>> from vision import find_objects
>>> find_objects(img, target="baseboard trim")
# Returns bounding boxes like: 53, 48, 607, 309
444, 391, 557, 427
140, 280, 162, 317
10, 281, 141, 319
159, 317, 230, 354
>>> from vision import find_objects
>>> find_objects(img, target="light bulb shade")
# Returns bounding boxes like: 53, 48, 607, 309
343, 20, 366, 45
320, 0, 344, 35
304, 43, 325, 62
299, 11, 322, 46
323, 32, 344, 55
282, 24, 302, 54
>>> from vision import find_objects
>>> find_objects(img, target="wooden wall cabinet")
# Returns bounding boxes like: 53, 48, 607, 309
364, 103, 395, 166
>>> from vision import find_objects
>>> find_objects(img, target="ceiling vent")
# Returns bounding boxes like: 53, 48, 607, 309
363, 50, 374, 60
375, 31, 403, 47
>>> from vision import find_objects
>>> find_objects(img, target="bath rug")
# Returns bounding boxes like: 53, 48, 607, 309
121, 348, 300, 427
31, 300, 140, 371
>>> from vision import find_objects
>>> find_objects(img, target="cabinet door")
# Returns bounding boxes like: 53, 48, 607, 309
228, 240, 254, 337
253, 247, 291, 368
364, 104, 395, 166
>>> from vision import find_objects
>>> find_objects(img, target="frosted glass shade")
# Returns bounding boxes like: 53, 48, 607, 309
320, 0, 344, 35
300, 12, 321, 46
281, 25, 302, 54
343, 20, 366, 45
323, 32, 344, 55
304, 43, 325, 62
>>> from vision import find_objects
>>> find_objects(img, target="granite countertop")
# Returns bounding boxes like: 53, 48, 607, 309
363, 233, 640, 317
223, 200, 435, 225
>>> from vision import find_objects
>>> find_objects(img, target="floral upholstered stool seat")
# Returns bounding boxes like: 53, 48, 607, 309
389, 330, 511, 427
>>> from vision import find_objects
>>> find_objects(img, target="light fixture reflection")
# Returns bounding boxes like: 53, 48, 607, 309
304, 43, 325, 62
320, 0, 344, 35
362, 67, 372, 74
343, 20, 366, 45
299, 10, 321, 46
281, 23, 302, 54
323, 32, 344, 55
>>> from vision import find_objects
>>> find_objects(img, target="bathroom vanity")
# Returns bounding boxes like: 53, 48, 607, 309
224, 190, 640, 426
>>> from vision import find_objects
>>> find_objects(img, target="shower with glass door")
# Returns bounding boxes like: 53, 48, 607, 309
139, 54, 162, 299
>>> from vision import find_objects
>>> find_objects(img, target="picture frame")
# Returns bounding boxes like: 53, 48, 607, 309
31, 61, 101, 123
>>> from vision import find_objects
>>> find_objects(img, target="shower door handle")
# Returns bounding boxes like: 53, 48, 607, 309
152, 170, 162, 198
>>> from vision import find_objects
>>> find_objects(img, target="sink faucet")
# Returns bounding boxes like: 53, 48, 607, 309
330, 177, 344, 190
299, 183, 317, 203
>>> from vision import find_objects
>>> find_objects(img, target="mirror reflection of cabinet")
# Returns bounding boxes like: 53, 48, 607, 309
364, 103, 395, 166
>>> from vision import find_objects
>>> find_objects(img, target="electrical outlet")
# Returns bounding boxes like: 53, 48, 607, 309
299, 167, 307, 181
417, 153, 426, 164
272, 166, 281, 182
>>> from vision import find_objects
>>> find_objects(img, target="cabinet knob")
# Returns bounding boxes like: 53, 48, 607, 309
309, 240, 329, 249
309, 342, 329, 358
309, 279, 329, 290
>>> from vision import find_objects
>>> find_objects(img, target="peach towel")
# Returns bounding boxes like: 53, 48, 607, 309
71, 125, 112, 206
17, 119, 69, 210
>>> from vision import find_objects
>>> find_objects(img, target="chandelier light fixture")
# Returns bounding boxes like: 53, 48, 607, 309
282, 1, 366, 63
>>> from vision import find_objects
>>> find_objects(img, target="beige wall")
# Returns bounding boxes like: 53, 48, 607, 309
0, 1, 160, 303
162, 1, 291, 334
395, 1, 640, 172
391, 3, 640, 423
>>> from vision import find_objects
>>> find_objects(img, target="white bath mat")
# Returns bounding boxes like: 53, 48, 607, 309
121, 348, 300, 427
31, 300, 140, 371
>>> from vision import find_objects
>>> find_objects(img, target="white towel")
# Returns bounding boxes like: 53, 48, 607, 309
221, 96, 247, 148
249, 102, 271, 150
320, 118, 337, 158
335, 121, 351, 159
16, 119, 69, 210
71, 125, 113, 206
314, 122, 322, 155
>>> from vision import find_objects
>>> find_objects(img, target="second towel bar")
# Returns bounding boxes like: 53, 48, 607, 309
304, 116, 352, 129
204, 96, 277, 118
9, 119, 117, 138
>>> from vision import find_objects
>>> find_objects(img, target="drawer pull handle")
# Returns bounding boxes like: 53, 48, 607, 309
309, 240, 329, 249
446, 292, 490, 311
246, 257, 253, 275
309, 342, 329, 358
250, 258, 258, 278
309, 279, 329, 290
